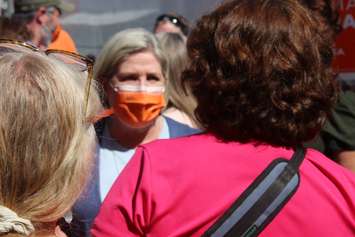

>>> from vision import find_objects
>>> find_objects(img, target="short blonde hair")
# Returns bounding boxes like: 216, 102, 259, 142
94, 28, 168, 87
0, 52, 101, 235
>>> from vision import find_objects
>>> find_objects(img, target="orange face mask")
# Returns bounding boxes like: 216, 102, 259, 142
103, 84, 166, 128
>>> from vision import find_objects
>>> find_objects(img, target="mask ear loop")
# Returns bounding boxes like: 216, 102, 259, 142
91, 108, 114, 122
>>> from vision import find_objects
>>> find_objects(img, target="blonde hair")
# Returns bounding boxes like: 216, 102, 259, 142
157, 32, 198, 125
0, 52, 101, 236
94, 28, 168, 103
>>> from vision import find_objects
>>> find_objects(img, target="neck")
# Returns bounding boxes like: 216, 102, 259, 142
107, 116, 164, 149
52, 25, 61, 40
32, 225, 66, 237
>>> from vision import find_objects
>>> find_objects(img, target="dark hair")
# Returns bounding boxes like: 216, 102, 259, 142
183, 0, 338, 147
0, 17, 31, 41
299, 0, 341, 38
154, 12, 191, 36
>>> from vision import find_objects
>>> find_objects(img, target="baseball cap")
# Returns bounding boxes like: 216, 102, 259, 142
14, 0, 75, 14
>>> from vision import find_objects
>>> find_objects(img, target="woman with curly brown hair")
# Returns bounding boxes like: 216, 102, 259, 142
300, 0, 355, 173
92, 0, 355, 236
314, 87, 355, 172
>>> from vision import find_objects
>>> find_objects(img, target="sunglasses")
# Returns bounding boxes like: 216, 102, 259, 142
0, 39, 94, 117
156, 14, 185, 29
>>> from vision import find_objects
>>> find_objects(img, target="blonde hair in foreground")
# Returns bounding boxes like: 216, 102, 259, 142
0, 52, 101, 236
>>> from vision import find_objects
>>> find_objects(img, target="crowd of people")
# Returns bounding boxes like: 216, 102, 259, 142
0, 0, 354, 236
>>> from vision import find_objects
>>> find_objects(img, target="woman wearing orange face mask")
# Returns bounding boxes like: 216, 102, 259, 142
69, 28, 199, 237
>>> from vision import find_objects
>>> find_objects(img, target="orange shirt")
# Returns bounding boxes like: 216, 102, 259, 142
48, 25, 77, 53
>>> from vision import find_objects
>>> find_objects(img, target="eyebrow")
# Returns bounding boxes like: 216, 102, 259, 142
117, 72, 162, 77
117, 72, 138, 77
147, 73, 162, 77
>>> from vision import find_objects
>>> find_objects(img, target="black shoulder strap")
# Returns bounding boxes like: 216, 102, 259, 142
202, 146, 306, 237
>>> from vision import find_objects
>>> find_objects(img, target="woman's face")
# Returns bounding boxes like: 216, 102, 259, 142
110, 50, 165, 88
105, 50, 166, 128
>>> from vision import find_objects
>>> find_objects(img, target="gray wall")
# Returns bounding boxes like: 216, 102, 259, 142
60, 0, 222, 55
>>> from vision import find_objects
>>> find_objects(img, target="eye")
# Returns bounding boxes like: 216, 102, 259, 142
118, 75, 137, 82
147, 75, 160, 81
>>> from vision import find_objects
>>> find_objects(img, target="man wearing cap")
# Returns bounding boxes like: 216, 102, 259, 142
46, 1, 77, 53
13, 0, 76, 52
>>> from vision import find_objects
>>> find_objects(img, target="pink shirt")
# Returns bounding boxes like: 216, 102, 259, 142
92, 134, 355, 236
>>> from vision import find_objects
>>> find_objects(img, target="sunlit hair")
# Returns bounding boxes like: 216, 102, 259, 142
183, 0, 338, 147
94, 28, 168, 91
0, 52, 101, 235
157, 32, 198, 126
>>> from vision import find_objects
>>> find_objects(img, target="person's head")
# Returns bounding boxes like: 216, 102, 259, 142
183, 0, 338, 148
45, 1, 74, 35
12, 0, 74, 48
154, 13, 191, 37
156, 32, 197, 124
0, 51, 101, 236
94, 28, 168, 129
45, 6, 61, 32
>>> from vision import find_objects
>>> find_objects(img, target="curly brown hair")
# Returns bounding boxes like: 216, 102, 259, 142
183, 0, 338, 147
299, 0, 341, 39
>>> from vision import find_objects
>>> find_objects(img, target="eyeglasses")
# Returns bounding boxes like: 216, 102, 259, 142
0, 39, 94, 117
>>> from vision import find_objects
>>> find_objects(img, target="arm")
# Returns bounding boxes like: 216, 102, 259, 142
322, 90, 355, 172
336, 151, 355, 172
91, 147, 153, 237
320, 91, 355, 162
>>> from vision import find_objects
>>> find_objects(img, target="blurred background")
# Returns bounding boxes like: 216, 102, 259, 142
59, 0, 354, 84
50, 0, 221, 55
1, 0, 354, 85
1, 0, 223, 55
